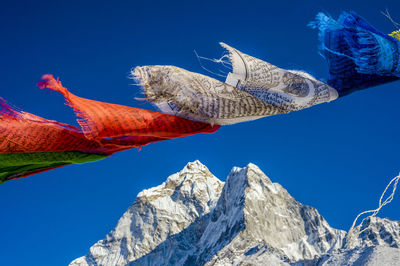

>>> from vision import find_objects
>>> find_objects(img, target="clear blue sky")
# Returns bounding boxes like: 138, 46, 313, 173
1, 1, 400, 265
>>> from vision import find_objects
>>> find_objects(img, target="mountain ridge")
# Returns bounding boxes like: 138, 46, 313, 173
71, 161, 400, 265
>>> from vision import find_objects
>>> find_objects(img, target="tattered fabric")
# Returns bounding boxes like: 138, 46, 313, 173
221, 43, 338, 109
38, 75, 219, 141
134, 65, 280, 125
0, 76, 219, 183
0, 97, 109, 183
0, 152, 107, 184
0, 97, 102, 153
309, 11, 400, 96
390, 29, 400, 42
134, 44, 337, 125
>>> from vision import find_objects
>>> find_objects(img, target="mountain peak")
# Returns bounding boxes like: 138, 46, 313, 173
71, 161, 223, 266
227, 163, 279, 197
205, 163, 345, 264
71, 162, 400, 266
139, 160, 220, 199
173, 160, 211, 177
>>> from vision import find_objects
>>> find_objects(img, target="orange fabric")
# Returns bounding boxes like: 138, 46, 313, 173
38, 75, 220, 141
0, 76, 219, 183
1, 76, 219, 156
0, 98, 103, 153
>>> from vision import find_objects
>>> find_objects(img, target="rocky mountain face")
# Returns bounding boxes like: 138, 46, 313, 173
70, 161, 400, 266
316, 217, 400, 266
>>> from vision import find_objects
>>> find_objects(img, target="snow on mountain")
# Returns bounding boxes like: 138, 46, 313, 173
316, 217, 400, 265
71, 161, 223, 266
345, 217, 400, 250
70, 161, 400, 266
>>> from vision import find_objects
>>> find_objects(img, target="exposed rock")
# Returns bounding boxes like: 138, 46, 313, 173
71, 161, 223, 266
71, 161, 400, 266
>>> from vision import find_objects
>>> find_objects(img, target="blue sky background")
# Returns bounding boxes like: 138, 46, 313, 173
1, 0, 400, 265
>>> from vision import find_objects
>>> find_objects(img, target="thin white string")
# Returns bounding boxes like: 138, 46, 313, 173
349, 173, 400, 237
381, 8, 400, 30
194, 50, 231, 78
195, 51, 232, 69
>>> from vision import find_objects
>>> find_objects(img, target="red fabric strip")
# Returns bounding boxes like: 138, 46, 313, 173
0, 97, 103, 153
38, 75, 220, 141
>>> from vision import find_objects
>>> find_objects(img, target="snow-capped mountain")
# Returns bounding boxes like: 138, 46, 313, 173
71, 161, 400, 265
